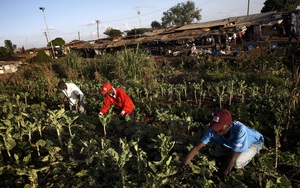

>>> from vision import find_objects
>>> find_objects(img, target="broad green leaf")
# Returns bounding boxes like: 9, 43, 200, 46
36, 139, 46, 147
265, 179, 276, 188
24, 184, 32, 188
5, 137, 16, 150
3, 119, 11, 127
276, 175, 292, 187
23, 153, 32, 163
42, 155, 49, 162
14, 154, 19, 162
7, 113, 14, 120
76, 169, 88, 177
49, 147, 61, 156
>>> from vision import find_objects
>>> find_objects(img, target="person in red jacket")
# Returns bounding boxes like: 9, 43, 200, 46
99, 83, 135, 120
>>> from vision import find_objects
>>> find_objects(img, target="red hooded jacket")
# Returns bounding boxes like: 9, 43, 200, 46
100, 88, 135, 115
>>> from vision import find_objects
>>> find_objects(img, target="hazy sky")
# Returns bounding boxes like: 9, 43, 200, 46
0, 0, 265, 49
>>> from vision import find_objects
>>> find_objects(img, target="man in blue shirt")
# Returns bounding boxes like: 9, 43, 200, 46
175, 110, 264, 177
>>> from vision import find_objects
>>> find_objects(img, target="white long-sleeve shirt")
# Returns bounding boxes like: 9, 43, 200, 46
62, 83, 84, 106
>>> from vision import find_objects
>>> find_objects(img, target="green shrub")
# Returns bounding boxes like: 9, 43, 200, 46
28, 50, 52, 63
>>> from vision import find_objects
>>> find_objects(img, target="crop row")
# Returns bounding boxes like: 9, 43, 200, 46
0, 75, 299, 187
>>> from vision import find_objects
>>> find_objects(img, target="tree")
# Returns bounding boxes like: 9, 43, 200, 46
126, 28, 150, 36
4, 40, 16, 55
0, 47, 7, 57
49, 37, 65, 47
104, 27, 122, 38
151, 21, 162, 29
261, 0, 300, 12
161, 1, 201, 27
20, 46, 26, 54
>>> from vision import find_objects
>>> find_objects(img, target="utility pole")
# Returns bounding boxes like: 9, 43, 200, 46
78, 31, 81, 41
247, 0, 250, 15
96, 20, 100, 39
39, 7, 55, 59
137, 10, 141, 28
44, 32, 49, 44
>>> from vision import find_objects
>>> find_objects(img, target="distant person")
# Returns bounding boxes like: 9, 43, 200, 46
58, 81, 85, 113
238, 31, 243, 44
227, 35, 232, 50
210, 36, 216, 52
173, 110, 264, 178
99, 83, 135, 120
277, 23, 285, 38
232, 33, 237, 46
289, 24, 298, 42
201, 38, 205, 45
214, 35, 221, 50
190, 43, 198, 55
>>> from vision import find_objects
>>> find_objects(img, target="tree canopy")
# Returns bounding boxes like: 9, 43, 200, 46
5, 40, 16, 55
261, 0, 300, 12
49, 37, 65, 47
0, 47, 7, 57
126, 28, 150, 36
104, 27, 122, 38
151, 21, 162, 29
0, 40, 16, 57
161, 1, 201, 27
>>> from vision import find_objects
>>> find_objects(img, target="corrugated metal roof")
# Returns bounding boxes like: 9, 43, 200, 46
142, 35, 162, 43
176, 11, 279, 31
176, 19, 228, 31
143, 28, 168, 36
227, 11, 277, 23
69, 11, 286, 50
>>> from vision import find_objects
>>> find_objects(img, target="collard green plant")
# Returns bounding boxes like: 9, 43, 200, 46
227, 78, 237, 106
214, 82, 226, 109
146, 133, 176, 187
237, 80, 247, 103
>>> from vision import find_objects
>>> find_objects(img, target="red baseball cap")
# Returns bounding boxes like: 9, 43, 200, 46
101, 83, 112, 94
210, 110, 232, 131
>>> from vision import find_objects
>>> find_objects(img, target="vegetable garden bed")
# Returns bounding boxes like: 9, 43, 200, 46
0, 48, 299, 187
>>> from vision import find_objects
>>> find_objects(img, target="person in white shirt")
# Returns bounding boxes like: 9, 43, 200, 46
232, 33, 237, 46
58, 81, 85, 113
191, 43, 197, 55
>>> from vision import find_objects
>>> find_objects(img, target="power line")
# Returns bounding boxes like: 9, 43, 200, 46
57, 0, 228, 41
98, 0, 220, 25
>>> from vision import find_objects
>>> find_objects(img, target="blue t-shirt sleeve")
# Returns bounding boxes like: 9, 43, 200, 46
232, 125, 248, 152
201, 129, 217, 145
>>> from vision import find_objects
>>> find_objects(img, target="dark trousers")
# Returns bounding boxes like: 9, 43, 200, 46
119, 111, 135, 121
289, 34, 298, 41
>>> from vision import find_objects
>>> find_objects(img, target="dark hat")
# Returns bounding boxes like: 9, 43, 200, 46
101, 83, 112, 94
210, 110, 232, 131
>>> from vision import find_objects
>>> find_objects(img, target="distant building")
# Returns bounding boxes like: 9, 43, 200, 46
65, 10, 300, 58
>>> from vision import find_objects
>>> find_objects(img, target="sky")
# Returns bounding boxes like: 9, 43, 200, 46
0, 0, 266, 49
